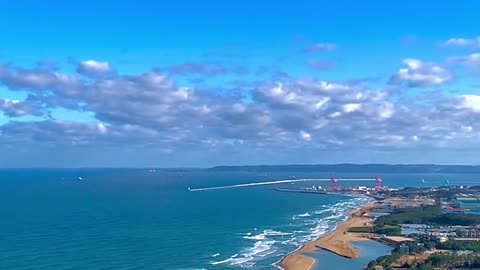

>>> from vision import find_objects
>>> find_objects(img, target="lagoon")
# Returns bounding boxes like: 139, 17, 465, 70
311, 240, 392, 270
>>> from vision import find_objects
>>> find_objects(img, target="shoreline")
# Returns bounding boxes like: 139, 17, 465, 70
279, 202, 375, 270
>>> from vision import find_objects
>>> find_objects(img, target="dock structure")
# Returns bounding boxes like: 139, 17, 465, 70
274, 187, 328, 194
188, 178, 376, 192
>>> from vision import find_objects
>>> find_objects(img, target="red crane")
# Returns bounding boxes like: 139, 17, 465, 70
375, 176, 383, 191
330, 178, 341, 191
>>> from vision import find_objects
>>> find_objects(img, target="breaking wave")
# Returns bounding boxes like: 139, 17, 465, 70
210, 196, 373, 268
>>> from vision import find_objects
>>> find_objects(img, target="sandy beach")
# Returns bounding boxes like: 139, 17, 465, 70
279, 203, 375, 270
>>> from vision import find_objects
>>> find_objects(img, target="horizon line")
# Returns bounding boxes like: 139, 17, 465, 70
2, 163, 480, 170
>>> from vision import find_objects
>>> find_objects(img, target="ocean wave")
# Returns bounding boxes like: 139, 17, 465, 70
310, 221, 329, 237
295, 212, 311, 218
313, 209, 329, 215
249, 240, 276, 256
263, 229, 291, 236
211, 253, 238, 265
211, 240, 276, 267
211, 258, 232, 265
280, 237, 297, 245
243, 234, 266, 240
324, 213, 344, 220
243, 229, 291, 241
214, 196, 373, 268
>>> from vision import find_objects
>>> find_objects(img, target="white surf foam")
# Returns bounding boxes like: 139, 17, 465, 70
293, 212, 311, 220
263, 229, 291, 236
243, 229, 291, 241
211, 240, 276, 267
213, 196, 374, 268
243, 234, 266, 240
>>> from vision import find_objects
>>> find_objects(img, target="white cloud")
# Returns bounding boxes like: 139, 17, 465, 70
299, 130, 312, 141
1, 61, 480, 159
461, 125, 473, 132
442, 37, 480, 48
77, 60, 113, 77
449, 53, 480, 71
329, 111, 341, 118
4, 98, 20, 104
343, 103, 361, 113
314, 97, 330, 110
0, 64, 81, 91
389, 58, 452, 87
378, 102, 394, 119
0, 98, 44, 117
466, 53, 480, 62
97, 123, 108, 134
460, 95, 480, 112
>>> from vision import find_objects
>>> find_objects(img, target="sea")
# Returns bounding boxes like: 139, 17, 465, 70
1, 169, 479, 270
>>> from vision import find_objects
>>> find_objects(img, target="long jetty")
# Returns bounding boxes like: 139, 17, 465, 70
188, 178, 375, 192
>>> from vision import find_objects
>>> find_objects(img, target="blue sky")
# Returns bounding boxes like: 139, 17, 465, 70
1, 1, 480, 167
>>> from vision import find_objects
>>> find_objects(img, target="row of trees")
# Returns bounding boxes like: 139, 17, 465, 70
437, 239, 480, 252
365, 254, 400, 270
375, 205, 480, 231
410, 254, 480, 269
365, 240, 480, 269
366, 253, 480, 269
375, 206, 443, 227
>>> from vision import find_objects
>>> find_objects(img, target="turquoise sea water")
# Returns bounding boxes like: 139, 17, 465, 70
1, 169, 479, 270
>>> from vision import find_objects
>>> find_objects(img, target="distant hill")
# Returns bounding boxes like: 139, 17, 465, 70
208, 164, 480, 173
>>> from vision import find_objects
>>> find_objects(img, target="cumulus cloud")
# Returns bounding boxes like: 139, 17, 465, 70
460, 95, 480, 112
96, 122, 108, 134
299, 130, 312, 141
0, 64, 81, 91
0, 98, 44, 117
1, 60, 480, 165
389, 58, 452, 87
77, 60, 113, 77
343, 103, 361, 113
304, 43, 337, 53
442, 37, 480, 48
449, 53, 480, 72
0, 120, 125, 151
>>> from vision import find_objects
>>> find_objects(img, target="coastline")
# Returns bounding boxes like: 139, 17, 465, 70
279, 202, 375, 270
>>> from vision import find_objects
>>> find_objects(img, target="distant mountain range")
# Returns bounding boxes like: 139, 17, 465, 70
208, 164, 480, 174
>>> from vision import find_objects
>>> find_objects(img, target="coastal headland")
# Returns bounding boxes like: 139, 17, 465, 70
279, 203, 375, 270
